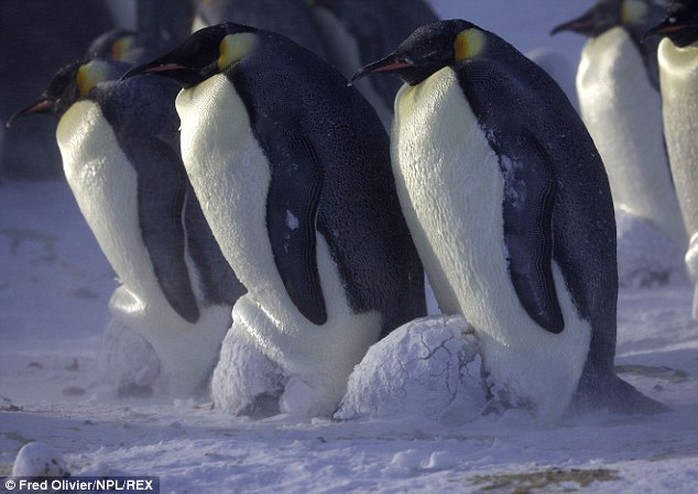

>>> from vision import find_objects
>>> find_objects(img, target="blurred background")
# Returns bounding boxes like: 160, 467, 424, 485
0, 0, 590, 181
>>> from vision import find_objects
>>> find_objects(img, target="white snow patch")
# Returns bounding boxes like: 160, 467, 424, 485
616, 209, 688, 288
12, 442, 69, 477
285, 210, 299, 231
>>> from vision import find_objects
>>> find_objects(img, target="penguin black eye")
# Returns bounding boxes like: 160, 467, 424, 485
668, 16, 677, 24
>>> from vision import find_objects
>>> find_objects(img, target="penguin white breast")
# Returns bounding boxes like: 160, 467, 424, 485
57, 101, 231, 397
658, 38, 698, 236
578, 27, 685, 247
176, 75, 382, 413
57, 100, 156, 305
392, 68, 591, 422
176, 74, 281, 311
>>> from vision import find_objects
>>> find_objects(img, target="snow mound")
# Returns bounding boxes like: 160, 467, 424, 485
211, 314, 287, 417
99, 318, 160, 398
616, 209, 687, 288
12, 441, 69, 477
336, 315, 484, 425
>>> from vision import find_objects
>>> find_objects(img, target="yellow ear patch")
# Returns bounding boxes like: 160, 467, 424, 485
218, 32, 258, 71
621, 0, 648, 24
76, 61, 110, 97
112, 35, 135, 61
454, 28, 485, 62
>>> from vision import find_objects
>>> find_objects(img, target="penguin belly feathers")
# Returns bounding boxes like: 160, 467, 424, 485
576, 27, 686, 248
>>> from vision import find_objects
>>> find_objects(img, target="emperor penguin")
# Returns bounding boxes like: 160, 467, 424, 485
647, 0, 698, 318
123, 22, 426, 417
86, 29, 140, 62
552, 0, 687, 252
8, 59, 246, 397
102, 0, 194, 62
192, 0, 327, 59
352, 19, 668, 422
308, 0, 439, 127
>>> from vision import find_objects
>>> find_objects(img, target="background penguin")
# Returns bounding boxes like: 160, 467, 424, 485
552, 0, 687, 253
0, 0, 112, 180
104, 0, 194, 60
123, 22, 426, 417
647, 0, 698, 318
0, 0, 192, 181
8, 59, 246, 398
192, 0, 327, 59
308, 0, 439, 127
352, 19, 668, 422
85, 29, 140, 62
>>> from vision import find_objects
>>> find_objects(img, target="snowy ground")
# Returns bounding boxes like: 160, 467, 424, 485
2, 177, 698, 494
2, 1, 698, 492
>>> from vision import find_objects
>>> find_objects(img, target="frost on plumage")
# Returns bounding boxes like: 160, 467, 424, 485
336, 315, 484, 425
12, 442, 69, 478
211, 313, 287, 417
285, 210, 299, 231
99, 318, 160, 398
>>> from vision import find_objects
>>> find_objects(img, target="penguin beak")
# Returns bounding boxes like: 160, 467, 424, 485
121, 59, 203, 88
551, 16, 591, 36
350, 54, 413, 85
6, 98, 57, 128
123, 62, 188, 77
643, 19, 689, 40
551, 8, 610, 37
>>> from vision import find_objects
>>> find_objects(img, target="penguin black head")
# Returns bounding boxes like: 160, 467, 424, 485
645, 0, 698, 46
121, 23, 260, 88
6, 59, 131, 127
350, 19, 487, 86
551, 0, 668, 40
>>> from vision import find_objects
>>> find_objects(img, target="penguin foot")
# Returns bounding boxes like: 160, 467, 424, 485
608, 377, 671, 415
569, 375, 670, 416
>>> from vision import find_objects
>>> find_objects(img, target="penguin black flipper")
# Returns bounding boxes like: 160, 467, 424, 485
266, 127, 328, 326
498, 132, 565, 334
128, 136, 200, 323
451, 55, 565, 334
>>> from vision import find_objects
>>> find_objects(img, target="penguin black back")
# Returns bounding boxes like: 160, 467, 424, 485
470, 22, 614, 343
226, 26, 424, 331
124, 22, 426, 335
